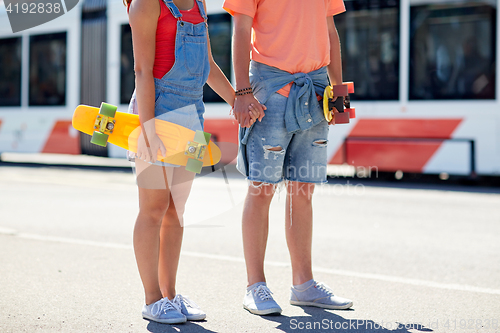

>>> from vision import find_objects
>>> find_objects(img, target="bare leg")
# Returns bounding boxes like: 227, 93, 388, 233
133, 159, 171, 305
158, 197, 183, 300
159, 167, 195, 299
285, 181, 314, 286
242, 183, 275, 286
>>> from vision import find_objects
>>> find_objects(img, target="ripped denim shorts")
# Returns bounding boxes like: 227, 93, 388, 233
237, 92, 329, 184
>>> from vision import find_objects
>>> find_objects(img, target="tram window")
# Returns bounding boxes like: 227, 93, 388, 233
203, 13, 232, 103
410, 3, 496, 100
29, 32, 67, 106
336, 0, 400, 100
120, 24, 134, 105
0, 37, 22, 107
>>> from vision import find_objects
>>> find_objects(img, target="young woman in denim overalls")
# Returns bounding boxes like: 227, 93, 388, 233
126, 0, 258, 324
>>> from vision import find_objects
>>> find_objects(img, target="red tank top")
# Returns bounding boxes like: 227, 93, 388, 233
153, 0, 204, 79
127, 1, 204, 79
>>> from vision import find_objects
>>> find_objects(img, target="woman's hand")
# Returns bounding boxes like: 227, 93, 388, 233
248, 103, 263, 126
136, 125, 167, 164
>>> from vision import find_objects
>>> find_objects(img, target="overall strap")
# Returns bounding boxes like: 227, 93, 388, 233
194, 0, 207, 20
162, 0, 182, 19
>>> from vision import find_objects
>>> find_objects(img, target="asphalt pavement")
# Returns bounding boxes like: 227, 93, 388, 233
0, 154, 499, 333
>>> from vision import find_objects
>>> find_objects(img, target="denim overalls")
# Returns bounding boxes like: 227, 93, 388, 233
128, 0, 210, 166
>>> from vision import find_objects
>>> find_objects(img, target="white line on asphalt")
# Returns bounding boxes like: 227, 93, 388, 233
2, 228, 500, 296
17, 232, 133, 250
182, 251, 500, 296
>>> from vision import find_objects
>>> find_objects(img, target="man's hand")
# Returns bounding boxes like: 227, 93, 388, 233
248, 103, 263, 126
328, 112, 335, 125
327, 96, 338, 126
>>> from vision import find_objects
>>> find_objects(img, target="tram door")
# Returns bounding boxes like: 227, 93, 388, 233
80, 0, 108, 156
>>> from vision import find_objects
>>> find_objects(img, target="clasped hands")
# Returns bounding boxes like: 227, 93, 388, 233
232, 94, 266, 128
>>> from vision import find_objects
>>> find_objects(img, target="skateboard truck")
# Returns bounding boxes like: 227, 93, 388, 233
323, 82, 355, 124
185, 141, 207, 160
94, 115, 116, 134
90, 102, 118, 147
184, 130, 212, 173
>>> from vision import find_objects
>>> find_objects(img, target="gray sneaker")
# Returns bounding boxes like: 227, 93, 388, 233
290, 281, 353, 310
172, 294, 206, 321
142, 297, 187, 324
243, 282, 282, 315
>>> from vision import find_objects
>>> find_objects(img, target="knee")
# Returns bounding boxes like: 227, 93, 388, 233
288, 182, 315, 201
138, 202, 169, 225
162, 203, 183, 227
247, 182, 276, 203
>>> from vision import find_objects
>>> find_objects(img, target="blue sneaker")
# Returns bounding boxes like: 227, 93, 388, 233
290, 280, 353, 310
172, 294, 206, 321
142, 297, 186, 324
243, 282, 282, 315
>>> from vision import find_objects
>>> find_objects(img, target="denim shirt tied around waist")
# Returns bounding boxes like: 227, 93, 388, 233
240, 61, 329, 145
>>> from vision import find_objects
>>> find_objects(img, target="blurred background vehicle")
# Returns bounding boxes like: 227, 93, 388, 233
0, 0, 498, 178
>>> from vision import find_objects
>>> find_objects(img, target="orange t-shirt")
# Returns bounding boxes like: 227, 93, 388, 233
223, 0, 345, 96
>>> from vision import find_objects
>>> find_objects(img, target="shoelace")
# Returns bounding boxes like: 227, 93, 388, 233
172, 294, 200, 309
254, 285, 273, 301
151, 298, 181, 316
315, 282, 334, 296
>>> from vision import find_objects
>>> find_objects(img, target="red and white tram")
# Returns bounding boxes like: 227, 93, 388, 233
0, 0, 498, 177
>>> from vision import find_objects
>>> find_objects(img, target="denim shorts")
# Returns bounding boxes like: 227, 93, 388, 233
237, 93, 329, 184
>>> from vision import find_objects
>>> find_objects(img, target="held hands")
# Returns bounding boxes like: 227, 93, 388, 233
233, 93, 266, 128
136, 121, 167, 164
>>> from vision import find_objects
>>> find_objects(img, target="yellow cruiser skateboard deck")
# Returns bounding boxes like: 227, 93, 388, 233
323, 81, 356, 124
72, 103, 221, 173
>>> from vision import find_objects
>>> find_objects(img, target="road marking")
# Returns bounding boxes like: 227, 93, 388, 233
0, 227, 17, 235
2, 229, 500, 296
182, 251, 500, 296
17, 232, 133, 250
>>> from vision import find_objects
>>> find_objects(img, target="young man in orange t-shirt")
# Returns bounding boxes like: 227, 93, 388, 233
224, 0, 354, 315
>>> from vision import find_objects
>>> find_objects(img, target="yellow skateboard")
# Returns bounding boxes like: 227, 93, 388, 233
323, 81, 356, 124
72, 103, 221, 173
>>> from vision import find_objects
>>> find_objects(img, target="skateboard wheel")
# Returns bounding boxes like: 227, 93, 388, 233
346, 107, 356, 119
90, 131, 109, 147
99, 103, 117, 117
324, 109, 333, 122
323, 86, 333, 122
186, 158, 203, 173
193, 130, 209, 145
344, 82, 355, 94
